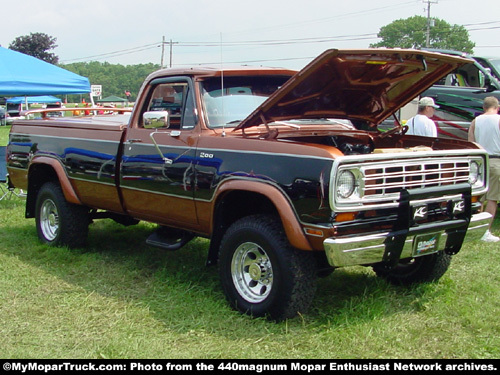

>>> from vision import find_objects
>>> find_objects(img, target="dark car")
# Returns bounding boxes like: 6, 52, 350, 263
474, 55, 500, 83
380, 49, 500, 140
422, 83, 500, 140
0, 107, 5, 126
421, 49, 500, 139
6, 102, 22, 118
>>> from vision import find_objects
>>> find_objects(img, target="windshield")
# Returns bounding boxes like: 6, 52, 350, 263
201, 75, 291, 128
489, 59, 500, 74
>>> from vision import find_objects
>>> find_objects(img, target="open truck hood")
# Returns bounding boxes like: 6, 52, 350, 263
235, 49, 471, 130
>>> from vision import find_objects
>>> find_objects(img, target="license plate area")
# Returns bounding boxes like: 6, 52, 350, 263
413, 233, 441, 257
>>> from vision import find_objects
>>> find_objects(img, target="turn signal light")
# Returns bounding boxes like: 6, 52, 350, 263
335, 212, 357, 222
305, 228, 324, 237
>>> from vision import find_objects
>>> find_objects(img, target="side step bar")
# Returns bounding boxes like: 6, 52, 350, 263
146, 226, 195, 251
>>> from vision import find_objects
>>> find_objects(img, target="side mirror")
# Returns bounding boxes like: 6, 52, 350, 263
143, 111, 170, 129
483, 76, 499, 93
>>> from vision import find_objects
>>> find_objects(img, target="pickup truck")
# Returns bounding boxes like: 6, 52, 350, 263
421, 50, 500, 140
6, 49, 492, 321
381, 49, 500, 140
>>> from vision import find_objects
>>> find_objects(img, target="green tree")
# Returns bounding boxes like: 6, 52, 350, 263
61, 61, 160, 103
370, 16, 475, 54
9, 32, 59, 64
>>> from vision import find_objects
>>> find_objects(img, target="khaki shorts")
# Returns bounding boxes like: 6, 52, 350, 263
487, 158, 500, 201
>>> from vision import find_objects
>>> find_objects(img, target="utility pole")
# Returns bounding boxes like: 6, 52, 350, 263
424, 0, 438, 47
160, 36, 166, 68
169, 39, 178, 68
160, 37, 178, 68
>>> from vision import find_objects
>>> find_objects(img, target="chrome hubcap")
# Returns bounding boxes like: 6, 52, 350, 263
40, 199, 59, 241
231, 242, 273, 303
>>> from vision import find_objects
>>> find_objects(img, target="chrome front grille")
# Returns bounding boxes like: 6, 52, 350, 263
362, 159, 470, 196
332, 151, 488, 212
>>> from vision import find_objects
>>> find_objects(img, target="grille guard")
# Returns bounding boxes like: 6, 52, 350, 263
382, 183, 471, 267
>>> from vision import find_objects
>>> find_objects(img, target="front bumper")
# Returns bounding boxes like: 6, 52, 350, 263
324, 211, 491, 267
324, 183, 491, 268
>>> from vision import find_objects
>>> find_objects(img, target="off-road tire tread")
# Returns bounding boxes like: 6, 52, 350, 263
373, 251, 452, 285
218, 214, 317, 321
36, 182, 89, 248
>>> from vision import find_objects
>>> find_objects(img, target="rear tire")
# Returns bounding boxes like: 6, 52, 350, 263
35, 182, 89, 248
218, 215, 317, 321
373, 251, 451, 285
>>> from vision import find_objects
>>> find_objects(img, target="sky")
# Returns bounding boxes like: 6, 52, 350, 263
1, 0, 500, 71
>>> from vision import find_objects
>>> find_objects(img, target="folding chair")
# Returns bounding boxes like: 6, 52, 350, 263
0, 146, 25, 201
0, 146, 9, 200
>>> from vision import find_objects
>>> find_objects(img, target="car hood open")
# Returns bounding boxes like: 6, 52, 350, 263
234, 49, 471, 130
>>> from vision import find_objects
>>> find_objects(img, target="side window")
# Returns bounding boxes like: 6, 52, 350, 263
440, 63, 485, 88
142, 81, 197, 130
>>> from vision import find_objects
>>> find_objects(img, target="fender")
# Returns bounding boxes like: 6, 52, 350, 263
213, 179, 313, 251
30, 156, 82, 205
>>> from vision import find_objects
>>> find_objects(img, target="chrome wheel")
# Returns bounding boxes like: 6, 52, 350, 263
35, 182, 89, 248
219, 215, 317, 320
40, 198, 59, 241
231, 242, 273, 303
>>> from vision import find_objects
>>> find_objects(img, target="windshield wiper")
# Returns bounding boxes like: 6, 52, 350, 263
268, 121, 301, 129
225, 120, 243, 125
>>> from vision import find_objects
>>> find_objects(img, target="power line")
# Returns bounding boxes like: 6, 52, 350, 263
463, 21, 500, 27
223, 0, 417, 37
178, 33, 378, 47
59, 32, 380, 64
59, 1, 418, 63
467, 26, 500, 32
173, 55, 316, 67
59, 15, 500, 65
60, 43, 161, 63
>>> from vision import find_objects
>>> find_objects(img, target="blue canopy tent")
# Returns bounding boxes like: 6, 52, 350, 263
6, 95, 62, 104
0, 46, 90, 96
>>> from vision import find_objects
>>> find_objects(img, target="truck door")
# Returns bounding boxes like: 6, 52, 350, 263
120, 77, 200, 229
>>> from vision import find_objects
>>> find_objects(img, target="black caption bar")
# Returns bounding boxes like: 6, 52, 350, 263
1, 360, 498, 374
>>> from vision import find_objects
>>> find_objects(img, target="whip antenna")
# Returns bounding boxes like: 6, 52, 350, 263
220, 32, 226, 137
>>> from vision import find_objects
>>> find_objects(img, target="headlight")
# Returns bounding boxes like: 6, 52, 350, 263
337, 170, 356, 198
469, 160, 480, 185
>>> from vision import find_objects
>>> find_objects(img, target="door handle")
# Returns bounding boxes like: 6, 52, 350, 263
127, 139, 142, 143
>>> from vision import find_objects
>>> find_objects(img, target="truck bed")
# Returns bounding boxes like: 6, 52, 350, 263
8, 115, 130, 213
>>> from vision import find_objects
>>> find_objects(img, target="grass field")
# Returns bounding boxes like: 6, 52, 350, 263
1, 125, 499, 359
0, 125, 10, 146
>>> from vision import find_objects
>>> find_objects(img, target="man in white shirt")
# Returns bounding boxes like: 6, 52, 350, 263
405, 97, 439, 137
468, 96, 500, 242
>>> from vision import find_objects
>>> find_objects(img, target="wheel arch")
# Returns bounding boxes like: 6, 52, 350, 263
206, 179, 312, 266
26, 157, 81, 218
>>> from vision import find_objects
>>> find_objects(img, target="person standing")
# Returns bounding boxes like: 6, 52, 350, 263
406, 97, 439, 137
468, 96, 500, 242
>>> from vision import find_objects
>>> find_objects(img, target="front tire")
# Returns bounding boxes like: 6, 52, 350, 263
35, 182, 89, 248
373, 251, 452, 285
218, 215, 317, 321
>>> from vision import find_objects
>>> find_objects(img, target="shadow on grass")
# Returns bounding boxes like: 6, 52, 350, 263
0, 213, 451, 334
